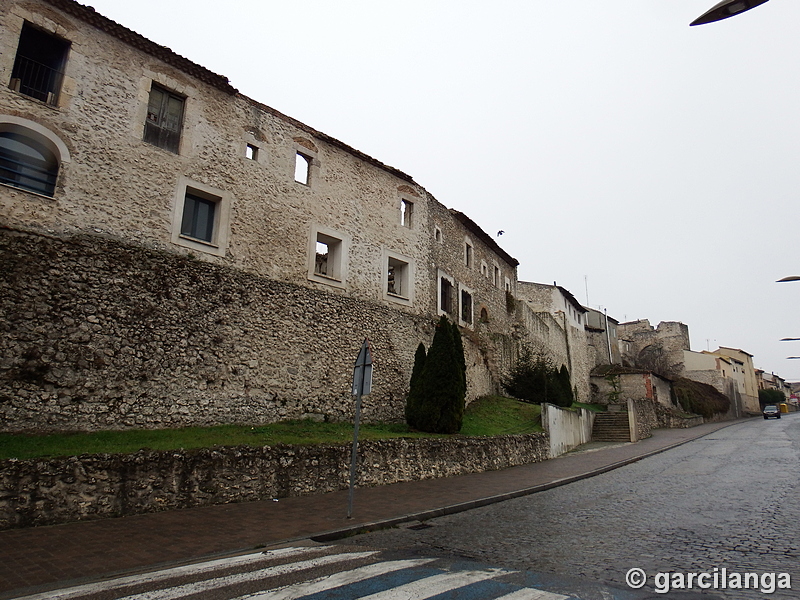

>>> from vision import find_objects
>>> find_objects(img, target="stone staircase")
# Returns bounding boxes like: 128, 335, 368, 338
592, 412, 631, 442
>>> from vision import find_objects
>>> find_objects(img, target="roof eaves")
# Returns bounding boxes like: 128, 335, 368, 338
449, 210, 519, 269
45, 0, 238, 95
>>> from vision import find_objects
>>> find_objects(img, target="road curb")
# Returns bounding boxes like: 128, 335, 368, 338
309, 419, 744, 542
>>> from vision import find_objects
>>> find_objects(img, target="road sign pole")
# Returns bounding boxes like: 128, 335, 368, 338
347, 339, 372, 519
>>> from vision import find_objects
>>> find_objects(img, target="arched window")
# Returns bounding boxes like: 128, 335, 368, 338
0, 118, 67, 197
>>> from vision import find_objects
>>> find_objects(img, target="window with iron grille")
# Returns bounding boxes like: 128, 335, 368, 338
0, 131, 58, 196
10, 23, 70, 106
144, 84, 184, 153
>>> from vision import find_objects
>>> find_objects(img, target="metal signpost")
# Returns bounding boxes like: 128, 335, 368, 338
347, 339, 372, 519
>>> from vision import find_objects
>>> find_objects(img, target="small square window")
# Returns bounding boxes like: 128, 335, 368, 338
400, 199, 413, 228
246, 144, 258, 160
295, 152, 311, 184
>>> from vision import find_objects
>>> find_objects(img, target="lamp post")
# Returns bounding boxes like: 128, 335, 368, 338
691, 0, 770, 26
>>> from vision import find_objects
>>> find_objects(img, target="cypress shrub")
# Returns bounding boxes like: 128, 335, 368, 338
404, 342, 427, 428
406, 315, 467, 434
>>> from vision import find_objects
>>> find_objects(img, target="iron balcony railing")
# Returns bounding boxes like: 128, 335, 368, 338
10, 55, 64, 106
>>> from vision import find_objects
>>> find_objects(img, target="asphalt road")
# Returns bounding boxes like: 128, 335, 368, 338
338, 414, 800, 599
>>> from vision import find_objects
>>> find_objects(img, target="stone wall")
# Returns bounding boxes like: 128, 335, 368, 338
0, 229, 431, 431
0, 433, 549, 529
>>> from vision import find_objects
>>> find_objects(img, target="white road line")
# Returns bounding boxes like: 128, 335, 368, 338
115, 551, 378, 600
12, 546, 328, 600
497, 588, 570, 600
357, 568, 511, 599
238, 558, 437, 600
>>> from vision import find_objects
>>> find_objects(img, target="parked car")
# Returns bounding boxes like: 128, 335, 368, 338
763, 405, 781, 420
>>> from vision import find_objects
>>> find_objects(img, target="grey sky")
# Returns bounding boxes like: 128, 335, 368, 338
85, 0, 800, 380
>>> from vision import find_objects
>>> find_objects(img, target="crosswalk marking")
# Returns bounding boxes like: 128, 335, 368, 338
14, 545, 579, 600
13, 546, 334, 600
238, 559, 438, 600
115, 551, 378, 600
357, 568, 511, 599
497, 588, 570, 600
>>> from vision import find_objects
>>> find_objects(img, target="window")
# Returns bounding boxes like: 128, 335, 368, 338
480, 307, 489, 323
308, 226, 348, 288
493, 265, 500, 287
10, 23, 69, 106
434, 226, 442, 243
460, 288, 473, 325
0, 131, 59, 196
245, 144, 258, 160
387, 257, 409, 297
481, 261, 488, 278
464, 242, 473, 268
295, 152, 311, 184
144, 84, 184, 153
400, 199, 413, 228
314, 233, 342, 280
440, 275, 455, 317
180, 192, 216, 243
171, 178, 231, 257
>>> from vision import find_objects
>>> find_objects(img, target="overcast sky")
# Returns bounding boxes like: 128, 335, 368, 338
86, 0, 800, 381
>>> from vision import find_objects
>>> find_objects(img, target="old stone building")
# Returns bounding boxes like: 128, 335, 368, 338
0, 0, 549, 431
617, 319, 690, 378
515, 282, 591, 402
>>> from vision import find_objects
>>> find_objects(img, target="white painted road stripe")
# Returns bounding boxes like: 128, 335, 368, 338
357, 568, 511, 599
115, 551, 378, 600
13, 546, 330, 600
497, 588, 570, 600
239, 558, 437, 600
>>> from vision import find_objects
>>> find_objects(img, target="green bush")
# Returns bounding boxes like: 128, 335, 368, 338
404, 316, 466, 434
758, 388, 785, 407
502, 346, 572, 407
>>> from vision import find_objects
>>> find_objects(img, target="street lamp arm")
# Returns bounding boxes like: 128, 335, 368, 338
777, 276, 800, 282
691, 0, 770, 26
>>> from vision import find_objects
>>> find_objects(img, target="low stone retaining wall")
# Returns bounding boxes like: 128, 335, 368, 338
0, 433, 549, 529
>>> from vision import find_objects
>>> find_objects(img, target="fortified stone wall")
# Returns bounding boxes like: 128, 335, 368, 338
0, 229, 433, 431
617, 320, 690, 378
0, 433, 549, 529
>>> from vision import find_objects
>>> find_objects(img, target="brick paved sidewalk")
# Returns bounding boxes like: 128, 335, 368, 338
0, 419, 744, 599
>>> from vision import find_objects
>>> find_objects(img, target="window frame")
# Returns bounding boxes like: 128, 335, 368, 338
10, 22, 70, 107
144, 83, 185, 154
0, 116, 70, 198
459, 283, 474, 327
384, 250, 414, 305
307, 225, 349, 289
438, 270, 456, 319
171, 177, 231, 257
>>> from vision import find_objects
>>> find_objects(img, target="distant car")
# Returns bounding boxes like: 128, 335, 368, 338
763, 405, 781, 420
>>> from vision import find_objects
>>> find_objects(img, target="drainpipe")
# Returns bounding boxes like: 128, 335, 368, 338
604, 308, 613, 364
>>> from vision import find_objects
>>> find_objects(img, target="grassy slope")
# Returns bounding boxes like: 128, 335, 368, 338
0, 395, 543, 460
